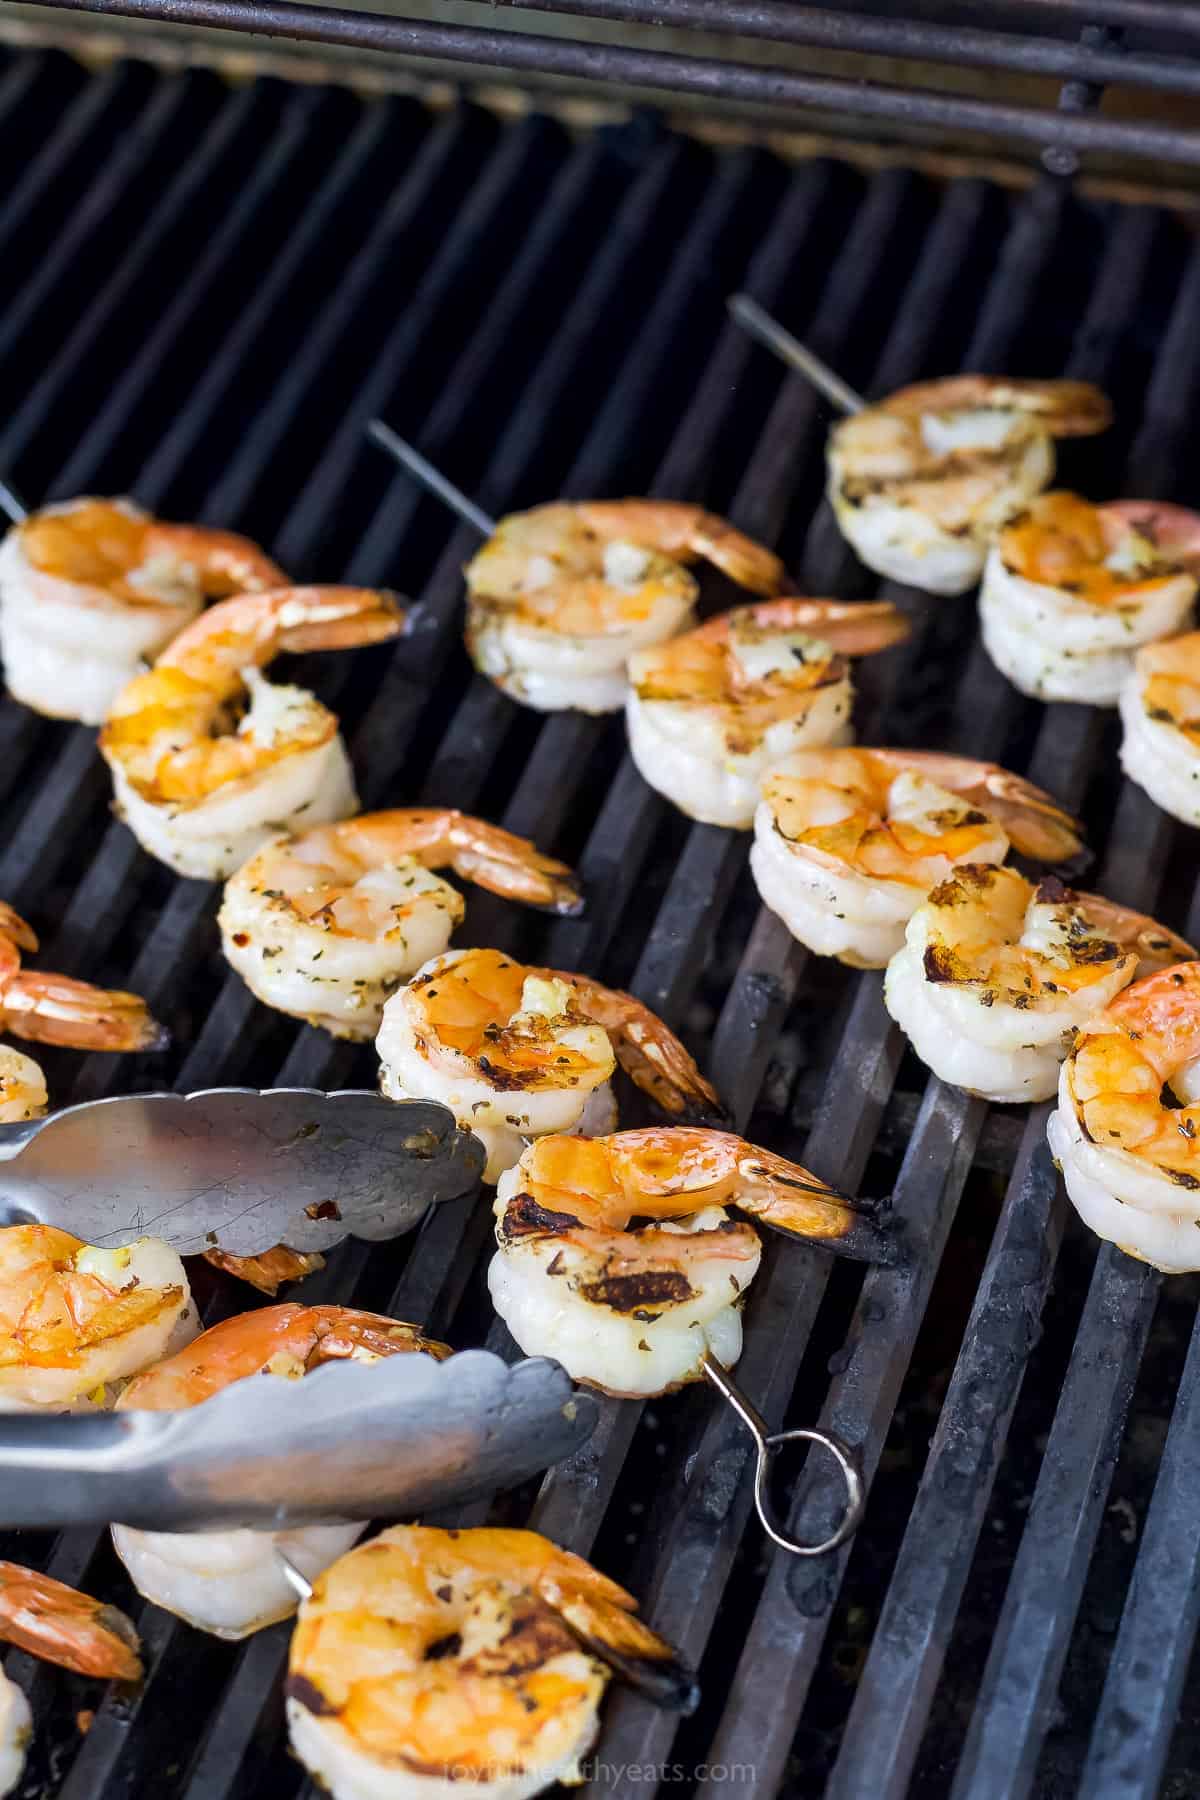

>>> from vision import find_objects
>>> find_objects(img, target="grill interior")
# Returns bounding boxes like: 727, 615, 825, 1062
2, 44, 1200, 1800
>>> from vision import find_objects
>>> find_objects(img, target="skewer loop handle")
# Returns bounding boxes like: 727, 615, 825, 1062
702, 1353, 864, 1557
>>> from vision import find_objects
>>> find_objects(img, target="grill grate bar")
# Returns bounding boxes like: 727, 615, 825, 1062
952, 1245, 1162, 1800
1080, 1302, 1200, 1798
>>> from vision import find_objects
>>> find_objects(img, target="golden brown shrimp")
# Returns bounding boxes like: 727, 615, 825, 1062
626, 597, 910, 826
1049, 962, 1200, 1270
113, 1303, 450, 1639
828, 375, 1111, 595
885, 864, 1193, 1102
286, 1524, 695, 1800
489, 1127, 882, 1395
464, 499, 784, 714
0, 1223, 197, 1410
0, 497, 286, 724
219, 809, 583, 1038
751, 745, 1084, 968
99, 585, 407, 879
981, 492, 1200, 703
1120, 629, 1200, 825
0, 1561, 141, 1681
378, 948, 724, 1181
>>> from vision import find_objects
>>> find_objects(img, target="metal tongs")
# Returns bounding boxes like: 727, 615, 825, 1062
0, 1350, 595, 1530
0, 1086, 605, 1529
0, 1085, 484, 1252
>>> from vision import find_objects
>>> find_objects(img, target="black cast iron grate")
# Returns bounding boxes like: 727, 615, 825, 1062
0, 45, 1198, 1800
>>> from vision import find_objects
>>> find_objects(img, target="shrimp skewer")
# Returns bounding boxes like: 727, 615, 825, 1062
1119, 630, 1200, 825
377, 948, 724, 1181
0, 902, 166, 1122
980, 493, 1200, 704
828, 376, 1110, 595
111, 1303, 450, 1639
286, 1524, 696, 1800
465, 500, 785, 714
750, 746, 1084, 968
1049, 962, 1200, 1270
884, 866, 1193, 1102
0, 1223, 197, 1410
0, 497, 286, 724
99, 584, 407, 879
625, 597, 909, 828
219, 809, 582, 1039
488, 1127, 884, 1397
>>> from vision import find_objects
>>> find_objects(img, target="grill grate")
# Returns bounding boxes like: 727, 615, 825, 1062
1, 44, 1199, 1800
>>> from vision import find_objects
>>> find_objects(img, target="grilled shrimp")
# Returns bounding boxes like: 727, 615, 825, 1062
750, 747, 1083, 968
884, 866, 1193, 1103
219, 810, 582, 1039
828, 376, 1110, 595
464, 499, 784, 713
1048, 961, 1200, 1271
488, 1127, 881, 1396
112, 1303, 449, 1639
99, 585, 407, 879
981, 494, 1200, 704
0, 1224, 197, 1410
377, 948, 723, 1181
1120, 630, 1200, 826
0, 497, 285, 725
625, 598, 909, 828
0, 900, 166, 1120
286, 1523, 695, 1800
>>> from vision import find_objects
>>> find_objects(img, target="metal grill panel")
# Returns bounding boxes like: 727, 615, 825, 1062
0, 45, 1197, 1800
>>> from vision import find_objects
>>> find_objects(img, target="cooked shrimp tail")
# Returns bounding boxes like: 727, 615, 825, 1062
0, 1562, 142, 1680
0, 973, 167, 1052
334, 809, 583, 915
872, 752, 1084, 864
575, 499, 785, 596
541, 972, 727, 1124
548, 1580, 699, 1712
731, 596, 911, 657
883, 375, 1111, 435
202, 1244, 326, 1294
0, 906, 36, 959
0, 907, 166, 1052
731, 1142, 895, 1263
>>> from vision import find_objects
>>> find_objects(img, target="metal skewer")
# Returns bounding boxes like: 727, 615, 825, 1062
727, 293, 866, 416
276, 1551, 314, 1602
0, 478, 28, 525
701, 1353, 864, 1557
367, 419, 497, 538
